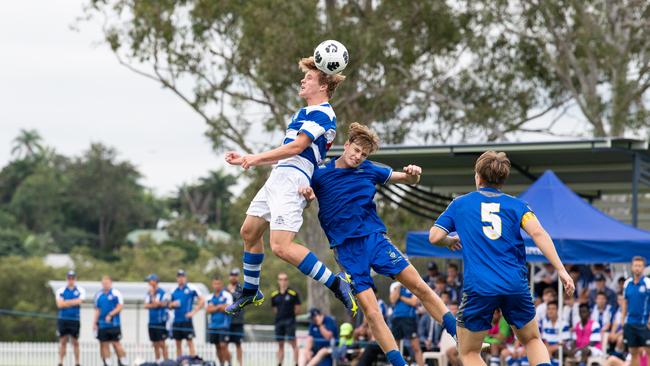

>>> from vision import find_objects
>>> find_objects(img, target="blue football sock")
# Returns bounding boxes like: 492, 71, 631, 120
297, 251, 335, 288
242, 251, 264, 296
442, 311, 457, 337
386, 349, 407, 366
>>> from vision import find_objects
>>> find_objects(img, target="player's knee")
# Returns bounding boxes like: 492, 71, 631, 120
269, 240, 289, 259
240, 224, 258, 244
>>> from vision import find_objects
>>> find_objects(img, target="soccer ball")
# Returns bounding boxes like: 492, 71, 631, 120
314, 40, 349, 75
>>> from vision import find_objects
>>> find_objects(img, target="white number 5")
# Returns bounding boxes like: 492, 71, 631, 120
481, 203, 502, 240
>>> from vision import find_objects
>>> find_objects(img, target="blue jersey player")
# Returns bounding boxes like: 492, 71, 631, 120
224, 56, 356, 316
299, 123, 458, 366
428, 151, 575, 366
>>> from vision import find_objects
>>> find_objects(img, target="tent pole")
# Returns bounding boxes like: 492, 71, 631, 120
558, 276, 564, 366
633, 152, 640, 228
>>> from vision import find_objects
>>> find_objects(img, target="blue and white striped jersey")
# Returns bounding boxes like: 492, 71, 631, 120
277, 103, 336, 178
540, 318, 570, 345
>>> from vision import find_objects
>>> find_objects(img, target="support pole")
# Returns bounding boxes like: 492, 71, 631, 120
633, 153, 640, 227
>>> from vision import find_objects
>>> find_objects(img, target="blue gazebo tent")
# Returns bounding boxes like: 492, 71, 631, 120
406, 170, 650, 264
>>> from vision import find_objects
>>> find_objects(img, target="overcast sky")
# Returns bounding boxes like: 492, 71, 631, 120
0, 1, 237, 196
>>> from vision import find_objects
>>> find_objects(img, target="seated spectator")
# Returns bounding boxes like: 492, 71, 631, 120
307, 322, 355, 366
534, 263, 558, 298
591, 292, 613, 334
615, 277, 626, 295
433, 275, 448, 297
569, 266, 591, 304
607, 294, 625, 355
485, 309, 514, 366
540, 301, 570, 365
562, 294, 580, 328
500, 340, 527, 366
354, 320, 384, 366
566, 304, 603, 366
422, 261, 439, 289
536, 287, 558, 323
588, 275, 617, 309
299, 308, 338, 366
418, 309, 444, 352
446, 263, 462, 300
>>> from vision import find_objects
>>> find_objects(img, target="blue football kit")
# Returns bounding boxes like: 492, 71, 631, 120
95, 288, 124, 329
312, 158, 409, 294
435, 187, 537, 331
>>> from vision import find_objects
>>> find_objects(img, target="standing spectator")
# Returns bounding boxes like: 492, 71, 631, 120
622, 256, 650, 366
567, 304, 603, 366
536, 287, 558, 324
540, 301, 570, 366
271, 272, 301, 366
206, 276, 233, 366
299, 308, 338, 366
170, 269, 203, 357
144, 274, 169, 363
389, 281, 423, 366
56, 270, 85, 366
591, 292, 613, 334
94, 275, 127, 366
422, 262, 439, 289
589, 275, 617, 309
227, 268, 245, 366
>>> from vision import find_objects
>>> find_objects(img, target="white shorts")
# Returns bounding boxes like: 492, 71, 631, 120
246, 166, 309, 232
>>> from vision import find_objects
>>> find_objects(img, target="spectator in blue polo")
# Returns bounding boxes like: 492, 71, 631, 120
94, 275, 127, 366
622, 256, 650, 366
170, 269, 204, 358
300, 308, 338, 366
144, 273, 170, 363
56, 270, 85, 366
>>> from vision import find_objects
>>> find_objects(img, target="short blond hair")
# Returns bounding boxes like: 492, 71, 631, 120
347, 122, 380, 154
475, 151, 511, 187
299, 57, 345, 98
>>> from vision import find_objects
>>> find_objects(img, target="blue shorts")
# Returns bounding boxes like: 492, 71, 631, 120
457, 291, 536, 332
334, 232, 409, 294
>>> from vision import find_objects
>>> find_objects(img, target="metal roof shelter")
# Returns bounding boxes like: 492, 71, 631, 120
330, 138, 650, 227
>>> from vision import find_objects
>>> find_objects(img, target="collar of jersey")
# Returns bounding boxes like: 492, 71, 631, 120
328, 157, 365, 170
478, 187, 501, 193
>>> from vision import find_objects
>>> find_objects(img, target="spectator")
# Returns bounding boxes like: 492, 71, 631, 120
307, 322, 355, 366
422, 261, 439, 289
591, 292, 613, 334
569, 266, 590, 303
170, 269, 203, 357
206, 276, 232, 366
622, 256, 650, 366
227, 268, 245, 366
534, 263, 558, 298
355, 319, 384, 366
432, 275, 448, 297
144, 274, 169, 363
562, 294, 580, 328
389, 281, 423, 366
299, 308, 338, 366
567, 304, 603, 366
536, 287, 558, 323
484, 309, 513, 366
446, 263, 462, 300
615, 277, 626, 295
271, 272, 301, 366
500, 340, 527, 366
94, 275, 127, 366
608, 294, 625, 356
540, 301, 570, 366
56, 270, 85, 366
418, 309, 444, 352
589, 275, 617, 309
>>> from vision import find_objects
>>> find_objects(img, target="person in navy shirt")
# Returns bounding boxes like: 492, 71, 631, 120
144, 273, 169, 363
224, 56, 356, 317
93, 275, 127, 366
56, 270, 85, 366
299, 123, 458, 366
622, 256, 650, 365
389, 282, 424, 365
301, 308, 338, 366
429, 151, 575, 366
169, 269, 204, 357
206, 277, 233, 366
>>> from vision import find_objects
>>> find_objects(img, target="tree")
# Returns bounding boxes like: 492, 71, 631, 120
11, 129, 44, 160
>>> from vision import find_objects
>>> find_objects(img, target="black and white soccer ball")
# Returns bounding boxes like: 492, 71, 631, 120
314, 40, 349, 75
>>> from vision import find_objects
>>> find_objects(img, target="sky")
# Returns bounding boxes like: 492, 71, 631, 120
0, 1, 236, 196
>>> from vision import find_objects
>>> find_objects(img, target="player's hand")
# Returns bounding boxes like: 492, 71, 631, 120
225, 151, 243, 165
105, 315, 112, 323
185, 311, 194, 319
241, 155, 261, 170
299, 186, 316, 202
402, 164, 422, 176
559, 269, 575, 297
446, 236, 462, 251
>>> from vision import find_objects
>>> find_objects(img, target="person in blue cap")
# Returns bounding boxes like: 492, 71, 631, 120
300, 308, 338, 366
56, 270, 85, 366
144, 273, 169, 363
169, 269, 204, 357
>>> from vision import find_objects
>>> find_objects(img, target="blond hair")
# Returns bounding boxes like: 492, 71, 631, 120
347, 122, 380, 153
298, 56, 346, 98
474, 151, 511, 187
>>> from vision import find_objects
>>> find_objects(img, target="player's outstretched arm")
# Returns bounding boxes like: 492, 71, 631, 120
522, 216, 575, 297
428, 227, 462, 251
242, 134, 313, 169
388, 164, 422, 185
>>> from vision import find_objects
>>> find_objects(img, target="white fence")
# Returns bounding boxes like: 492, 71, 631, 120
0, 341, 296, 366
